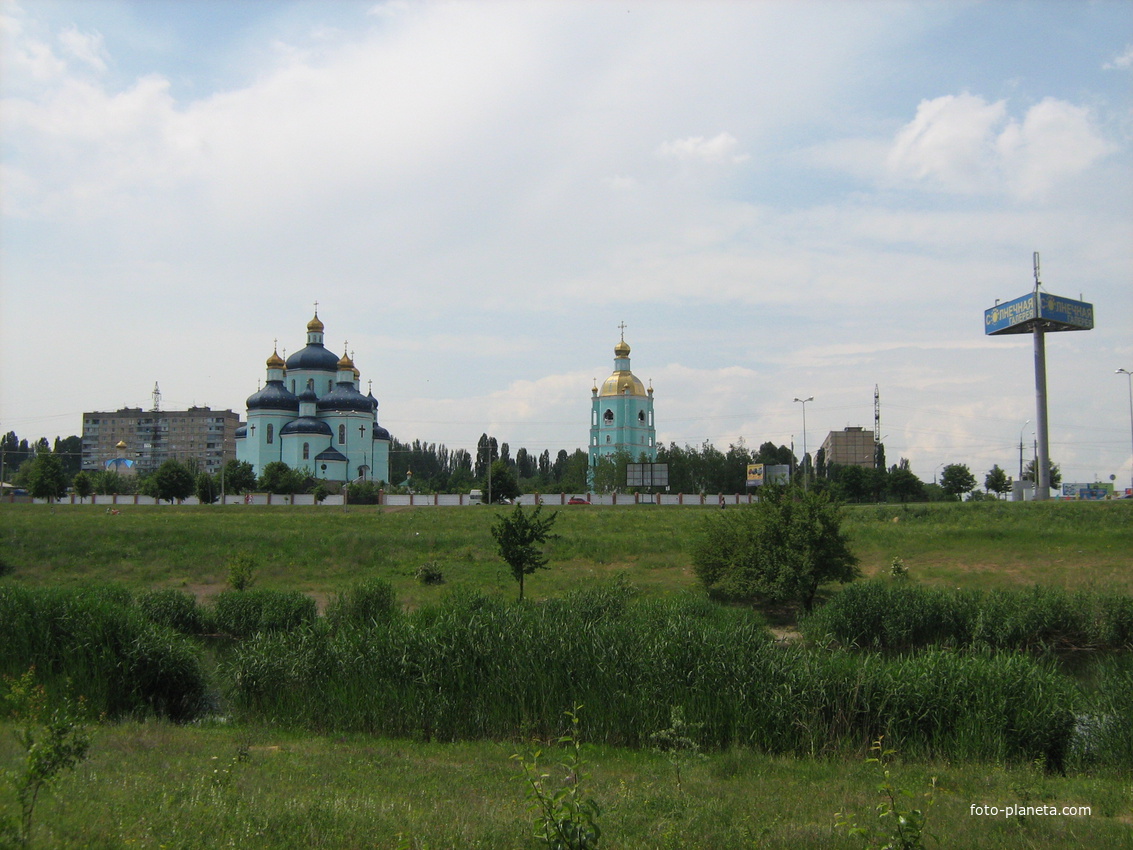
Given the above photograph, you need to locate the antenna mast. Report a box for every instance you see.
[151,382,162,412]
[873,384,881,470]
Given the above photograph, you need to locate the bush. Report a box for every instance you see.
[136,589,211,635]
[692,487,859,610]
[326,579,398,629]
[0,585,209,721]
[213,590,318,639]
[415,563,445,585]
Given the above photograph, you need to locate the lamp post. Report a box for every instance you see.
[1018,419,1030,481]
[793,397,813,490]
[1118,369,1133,494]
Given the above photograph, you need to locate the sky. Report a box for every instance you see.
[2,0,1131,488]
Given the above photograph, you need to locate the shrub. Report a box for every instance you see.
[415,563,445,585]
[136,589,210,635]
[692,488,859,610]
[0,585,208,721]
[326,579,398,629]
[226,552,257,592]
[213,590,317,639]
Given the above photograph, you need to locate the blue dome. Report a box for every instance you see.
[297,384,319,404]
[280,417,333,437]
[235,425,247,438]
[373,424,391,441]
[285,343,340,372]
[318,382,373,413]
[247,381,300,412]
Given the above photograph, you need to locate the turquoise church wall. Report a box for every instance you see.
[236,312,391,485]
[589,336,657,476]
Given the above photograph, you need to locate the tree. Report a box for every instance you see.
[691,487,859,611]
[25,452,68,501]
[196,472,219,505]
[491,504,559,601]
[221,460,256,495]
[939,464,977,500]
[1023,458,1062,491]
[887,467,925,503]
[257,461,310,495]
[486,459,520,503]
[71,471,93,501]
[150,460,195,503]
[984,464,1010,499]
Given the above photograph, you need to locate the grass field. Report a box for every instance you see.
[1,499,1131,848]
[4,500,1131,604]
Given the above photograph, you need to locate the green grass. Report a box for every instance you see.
[1,720,1129,849]
[3,501,1131,604]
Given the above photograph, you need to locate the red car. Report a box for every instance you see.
[567,497,591,505]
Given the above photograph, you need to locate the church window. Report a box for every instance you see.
[266,424,273,444]
[303,442,310,460]
[338,424,346,445]
[328,380,333,393]
[603,409,614,424]
[291,380,296,393]
[606,435,611,444]
[638,410,645,422]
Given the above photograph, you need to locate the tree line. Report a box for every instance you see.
[2,428,1058,504]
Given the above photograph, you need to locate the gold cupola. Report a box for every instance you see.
[599,339,647,397]
[266,348,285,370]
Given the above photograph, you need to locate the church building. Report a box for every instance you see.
[589,328,657,475]
[235,311,391,484]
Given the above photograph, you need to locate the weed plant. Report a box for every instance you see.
[801,580,1133,651]
[324,578,398,631]
[0,585,207,721]
[136,588,212,635]
[223,584,1088,768]
[212,590,317,639]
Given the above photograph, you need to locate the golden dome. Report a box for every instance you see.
[115,440,127,450]
[266,349,285,369]
[614,340,630,357]
[307,312,325,333]
[338,351,355,370]
[600,371,646,397]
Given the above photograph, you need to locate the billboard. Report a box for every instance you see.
[626,463,669,487]
[746,463,790,487]
[985,292,1094,336]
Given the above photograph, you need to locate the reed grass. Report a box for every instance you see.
[800,580,1133,651]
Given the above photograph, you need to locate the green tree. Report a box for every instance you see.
[692,487,859,611]
[257,461,310,494]
[486,458,521,503]
[71,471,93,501]
[939,463,977,500]
[25,452,68,502]
[196,472,219,504]
[151,460,195,503]
[221,460,256,495]
[491,503,559,601]
[887,467,925,503]
[984,464,1011,499]
[1023,458,1062,491]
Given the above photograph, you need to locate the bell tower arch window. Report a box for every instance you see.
[303,442,310,460]
[266,424,274,444]
[603,409,614,425]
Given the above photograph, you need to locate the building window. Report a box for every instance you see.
[338,424,346,445]
[266,424,273,444]
[603,409,614,424]
[638,410,645,422]
[303,442,310,460]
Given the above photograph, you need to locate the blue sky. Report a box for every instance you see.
[2,0,1131,488]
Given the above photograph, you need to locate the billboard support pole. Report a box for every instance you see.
[1032,324,1051,500]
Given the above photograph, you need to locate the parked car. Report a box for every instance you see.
[568,497,590,505]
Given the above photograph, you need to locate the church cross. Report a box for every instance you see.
[618,321,627,341]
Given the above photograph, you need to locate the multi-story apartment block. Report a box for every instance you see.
[82,406,241,476]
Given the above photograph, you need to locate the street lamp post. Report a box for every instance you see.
[1018,419,1030,481]
[1118,369,1133,494]
[793,397,813,490]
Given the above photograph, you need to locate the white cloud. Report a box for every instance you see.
[886,93,1113,199]
[657,132,749,164]
[1104,44,1133,70]
[58,26,108,73]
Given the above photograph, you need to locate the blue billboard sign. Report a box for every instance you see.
[985,292,1094,336]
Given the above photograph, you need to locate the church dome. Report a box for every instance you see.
[600,371,647,397]
[280,417,332,437]
[614,340,630,357]
[247,381,300,412]
[286,343,340,372]
[307,313,325,333]
[318,382,373,413]
[373,423,391,441]
[265,349,285,370]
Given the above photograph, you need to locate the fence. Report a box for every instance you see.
[10,491,760,507]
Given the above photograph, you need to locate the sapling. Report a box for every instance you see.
[1,670,92,847]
